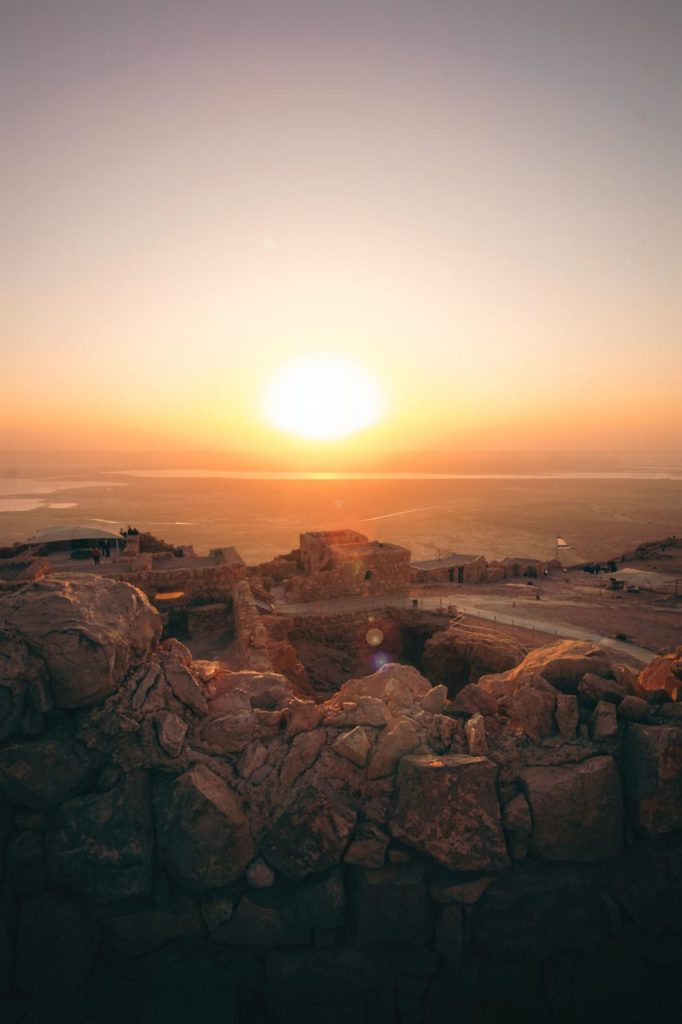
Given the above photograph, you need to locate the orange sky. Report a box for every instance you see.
[2,1,681,455]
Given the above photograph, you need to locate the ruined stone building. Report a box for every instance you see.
[284,530,411,603]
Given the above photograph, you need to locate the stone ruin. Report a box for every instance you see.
[0,575,681,1023]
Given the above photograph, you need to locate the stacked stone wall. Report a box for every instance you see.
[0,577,680,1023]
[110,562,247,608]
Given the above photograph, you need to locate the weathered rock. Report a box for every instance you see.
[521,756,623,861]
[163,659,208,716]
[502,791,533,860]
[555,693,579,738]
[0,635,50,742]
[465,712,487,754]
[338,663,431,708]
[473,863,607,960]
[449,683,498,717]
[261,787,357,880]
[331,726,372,767]
[1,576,161,708]
[347,864,432,946]
[422,625,525,695]
[285,698,323,739]
[506,680,557,741]
[213,894,309,946]
[367,719,419,779]
[280,728,326,788]
[578,672,630,705]
[240,740,269,779]
[389,754,508,871]
[343,823,389,869]
[131,662,161,711]
[7,831,45,895]
[420,685,448,714]
[617,694,649,721]
[429,873,494,905]
[46,771,154,902]
[154,709,188,757]
[246,857,275,889]
[325,696,389,728]
[282,867,345,929]
[480,640,613,695]
[14,890,100,996]
[154,764,254,889]
[623,723,682,834]
[636,645,682,700]
[160,637,193,666]
[590,700,618,740]
[0,734,98,810]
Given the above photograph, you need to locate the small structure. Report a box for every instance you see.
[411,552,487,585]
[285,531,411,603]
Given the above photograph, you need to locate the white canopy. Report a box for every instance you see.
[29,525,123,543]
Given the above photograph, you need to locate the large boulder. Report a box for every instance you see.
[46,771,154,902]
[154,764,255,890]
[337,663,431,709]
[0,576,161,708]
[520,757,623,860]
[636,646,682,700]
[422,624,526,695]
[389,754,508,871]
[0,733,98,810]
[479,640,613,696]
[623,723,682,834]
[261,787,357,880]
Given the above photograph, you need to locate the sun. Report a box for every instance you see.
[263,356,384,440]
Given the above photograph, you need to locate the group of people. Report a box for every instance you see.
[90,538,114,565]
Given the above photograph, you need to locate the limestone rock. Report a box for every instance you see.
[0,734,98,810]
[285,699,323,739]
[449,683,498,717]
[465,713,487,755]
[502,791,533,860]
[332,726,373,767]
[555,693,579,738]
[280,728,326,788]
[344,823,389,869]
[261,787,357,880]
[14,890,101,997]
[240,740,269,779]
[46,771,154,902]
[505,680,557,741]
[325,697,389,728]
[480,640,613,696]
[578,672,630,705]
[154,764,254,889]
[590,700,618,740]
[636,646,682,700]
[246,857,275,889]
[338,663,431,708]
[367,719,419,779]
[163,659,208,716]
[521,757,623,860]
[617,695,649,721]
[154,709,188,757]
[420,685,448,714]
[389,754,508,871]
[160,637,193,666]
[422,625,526,695]
[623,723,682,834]
[0,575,161,708]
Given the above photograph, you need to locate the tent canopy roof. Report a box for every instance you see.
[29,525,123,543]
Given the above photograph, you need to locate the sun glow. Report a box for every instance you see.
[263,356,384,440]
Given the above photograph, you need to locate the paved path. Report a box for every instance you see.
[275,593,656,665]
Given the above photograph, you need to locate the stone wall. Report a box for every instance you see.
[0,576,680,1024]
[110,562,247,609]
[286,545,411,603]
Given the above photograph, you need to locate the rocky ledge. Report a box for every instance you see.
[0,576,681,1024]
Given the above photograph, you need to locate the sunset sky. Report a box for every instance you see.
[2,0,680,456]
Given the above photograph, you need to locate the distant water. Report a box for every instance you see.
[1,453,681,563]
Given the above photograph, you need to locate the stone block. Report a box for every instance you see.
[261,787,356,880]
[623,723,682,834]
[521,756,623,861]
[389,754,508,871]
